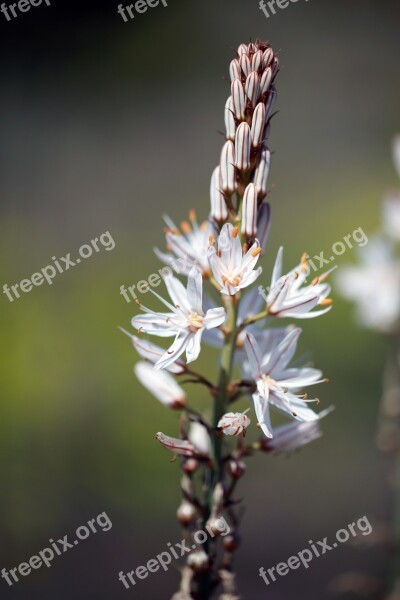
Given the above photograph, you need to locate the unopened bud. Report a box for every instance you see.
[182,458,199,474]
[251,103,266,147]
[237,43,248,56]
[260,67,273,96]
[224,97,236,141]
[252,49,263,72]
[231,79,246,120]
[262,47,274,68]
[241,184,257,237]
[220,141,236,194]
[210,166,228,222]
[235,123,252,171]
[245,72,261,108]
[239,54,251,78]
[187,549,209,573]
[257,202,271,252]
[254,147,271,197]
[229,59,241,83]
[229,458,246,479]
[223,533,241,552]
[177,500,196,526]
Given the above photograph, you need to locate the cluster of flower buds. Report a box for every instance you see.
[210,40,278,247]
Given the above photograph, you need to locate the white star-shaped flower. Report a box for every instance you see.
[244,329,325,438]
[132,267,226,369]
[154,211,215,276]
[263,247,333,318]
[208,223,262,295]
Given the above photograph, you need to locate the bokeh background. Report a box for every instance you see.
[1,0,399,598]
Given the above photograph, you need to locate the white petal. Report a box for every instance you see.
[163,272,191,313]
[155,332,191,370]
[187,267,203,314]
[204,307,226,329]
[252,392,273,438]
[186,329,203,363]
[244,333,264,378]
[131,335,186,374]
[131,313,177,337]
[135,362,186,408]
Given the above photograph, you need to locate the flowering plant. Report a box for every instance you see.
[123,40,332,599]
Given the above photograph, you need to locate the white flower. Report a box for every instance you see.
[260,408,333,452]
[132,267,226,369]
[262,247,333,318]
[336,237,400,333]
[208,223,262,295]
[154,211,215,276]
[244,329,324,438]
[218,410,251,436]
[188,422,211,456]
[134,361,186,409]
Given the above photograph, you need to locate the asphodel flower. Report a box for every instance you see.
[132,267,226,369]
[208,223,262,295]
[244,329,325,437]
[218,410,251,436]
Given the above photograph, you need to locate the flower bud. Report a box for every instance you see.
[245,72,261,108]
[217,411,251,436]
[229,59,241,83]
[252,49,263,72]
[237,43,248,56]
[182,458,199,474]
[224,97,236,141]
[177,500,196,526]
[220,141,236,194]
[210,166,228,222]
[251,103,266,147]
[135,362,186,409]
[262,48,274,68]
[260,67,273,96]
[188,422,211,457]
[231,79,246,120]
[205,516,227,538]
[235,123,252,171]
[265,86,276,117]
[228,458,246,479]
[223,534,241,552]
[254,147,271,197]
[257,202,271,252]
[241,184,257,237]
[156,432,197,457]
[187,549,209,573]
[239,54,251,78]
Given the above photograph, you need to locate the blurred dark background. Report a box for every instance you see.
[1,0,400,598]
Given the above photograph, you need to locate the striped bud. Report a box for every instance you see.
[251,102,266,147]
[210,166,228,222]
[254,147,271,197]
[252,49,263,72]
[265,86,276,117]
[229,59,241,82]
[260,67,273,95]
[241,184,257,237]
[231,78,246,120]
[262,48,274,68]
[235,122,252,171]
[220,141,236,194]
[245,72,261,108]
[248,42,257,54]
[239,54,251,77]
[224,96,236,141]
[237,43,248,56]
[257,202,271,252]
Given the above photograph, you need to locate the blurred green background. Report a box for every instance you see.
[0,0,399,597]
